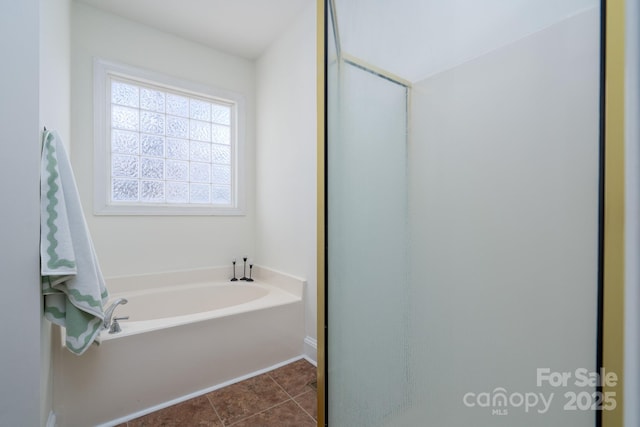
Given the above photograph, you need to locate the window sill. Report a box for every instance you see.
[94,203,245,216]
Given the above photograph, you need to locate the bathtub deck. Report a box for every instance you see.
[118,358,317,426]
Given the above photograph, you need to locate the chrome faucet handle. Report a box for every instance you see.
[103,298,128,329]
[109,316,129,334]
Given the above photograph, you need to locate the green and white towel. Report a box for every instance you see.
[40,130,109,355]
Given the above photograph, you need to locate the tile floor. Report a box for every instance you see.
[117,358,317,427]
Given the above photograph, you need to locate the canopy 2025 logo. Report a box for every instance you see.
[462,368,617,416]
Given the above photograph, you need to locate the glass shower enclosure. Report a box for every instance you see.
[325,0,602,426]
[327,1,410,424]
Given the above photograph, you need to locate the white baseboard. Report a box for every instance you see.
[46,411,56,427]
[304,335,318,366]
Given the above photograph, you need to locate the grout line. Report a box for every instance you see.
[265,373,317,422]
[204,394,225,426]
[267,371,297,400]
[224,375,292,426]
[266,373,297,404]
[291,389,317,421]
[227,399,292,427]
[266,362,318,420]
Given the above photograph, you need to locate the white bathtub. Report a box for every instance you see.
[53,266,305,427]
[103,280,299,339]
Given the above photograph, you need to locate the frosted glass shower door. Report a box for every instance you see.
[324,1,603,426]
[327,61,409,426]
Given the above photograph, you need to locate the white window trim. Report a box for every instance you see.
[93,57,246,216]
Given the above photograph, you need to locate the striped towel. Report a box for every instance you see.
[40,130,109,355]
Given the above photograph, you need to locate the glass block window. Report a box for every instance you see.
[94,59,245,215]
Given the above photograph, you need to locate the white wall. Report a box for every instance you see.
[41,0,71,147]
[39,1,71,424]
[0,1,42,426]
[625,1,640,425]
[71,2,256,277]
[408,8,599,426]
[256,3,318,360]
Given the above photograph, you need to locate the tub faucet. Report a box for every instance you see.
[103,298,128,330]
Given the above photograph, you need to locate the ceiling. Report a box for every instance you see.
[75,0,314,59]
[75,0,598,82]
[334,0,598,82]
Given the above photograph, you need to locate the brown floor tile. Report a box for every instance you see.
[128,396,222,427]
[268,359,317,397]
[293,389,317,420]
[230,400,316,427]
[207,374,289,425]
